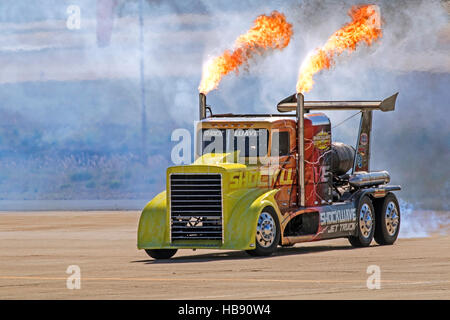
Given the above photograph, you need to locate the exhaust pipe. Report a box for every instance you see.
[349,171,390,187]
[199,93,206,120]
[297,93,305,207]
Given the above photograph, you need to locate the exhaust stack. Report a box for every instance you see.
[297,93,305,207]
[199,93,207,120]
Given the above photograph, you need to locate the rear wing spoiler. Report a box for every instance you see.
[277,92,398,113]
[288,92,399,207]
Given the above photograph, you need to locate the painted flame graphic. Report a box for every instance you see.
[296,4,382,93]
[199,11,293,95]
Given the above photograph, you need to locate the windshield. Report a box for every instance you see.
[199,128,268,158]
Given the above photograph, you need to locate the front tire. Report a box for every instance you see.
[145,249,178,260]
[374,193,400,245]
[246,207,280,257]
[349,196,375,247]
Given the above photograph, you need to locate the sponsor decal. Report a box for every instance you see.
[357,153,363,168]
[313,130,331,150]
[360,133,368,146]
[358,146,366,156]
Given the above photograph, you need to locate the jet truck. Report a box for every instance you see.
[138,92,401,259]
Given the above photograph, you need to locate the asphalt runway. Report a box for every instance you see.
[0,210,449,299]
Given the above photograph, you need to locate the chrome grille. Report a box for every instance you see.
[170,174,223,241]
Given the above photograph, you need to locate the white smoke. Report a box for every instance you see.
[0,1,448,238]
[399,199,450,238]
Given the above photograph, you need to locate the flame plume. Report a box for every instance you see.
[296,5,382,93]
[199,11,293,95]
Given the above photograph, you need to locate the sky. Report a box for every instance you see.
[0,0,448,209]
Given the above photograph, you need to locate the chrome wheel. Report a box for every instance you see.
[359,203,373,239]
[385,201,399,236]
[256,212,276,248]
[349,196,375,248]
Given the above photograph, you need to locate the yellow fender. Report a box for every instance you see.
[137,191,170,249]
[137,189,281,250]
[224,188,281,250]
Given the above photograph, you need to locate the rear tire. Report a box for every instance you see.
[246,207,280,257]
[374,193,400,245]
[145,249,178,260]
[348,196,375,247]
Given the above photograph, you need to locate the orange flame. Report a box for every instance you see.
[296,4,382,93]
[199,11,293,95]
